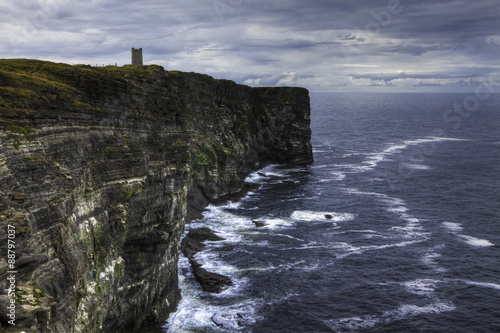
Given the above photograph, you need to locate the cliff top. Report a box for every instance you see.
[0,59,197,110]
[0,59,309,129]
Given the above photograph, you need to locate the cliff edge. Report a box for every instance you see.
[0,59,312,332]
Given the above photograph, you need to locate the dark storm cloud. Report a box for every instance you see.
[1,0,499,91]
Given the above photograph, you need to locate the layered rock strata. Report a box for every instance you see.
[0,59,312,332]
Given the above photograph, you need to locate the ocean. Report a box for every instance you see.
[165,92,500,332]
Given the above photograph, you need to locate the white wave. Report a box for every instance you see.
[333,229,379,235]
[333,136,469,178]
[280,195,322,202]
[387,301,456,318]
[458,234,494,247]
[325,316,379,332]
[245,164,281,183]
[166,295,262,333]
[258,218,294,230]
[332,229,392,239]
[442,222,494,247]
[342,152,367,158]
[325,301,455,332]
[291,210,355,222]
[426,136,469,142]
[223,200,242,210]
[344,188,429,239]
[279,240,351,252]
[344,188,401,203]
[165,255,263,332]
[387,206,409,213]
[442,222,463,232]
[334,239,428,260]
[421,247,447,273]
[234,260,308,274]
[360,239,427,251]
[245,172,266,184]
[352,136,469,172]
[459,280,500,290]
[334,164,370,172]
[331,171,346,180]
[401,279,440,297]
[191,254,254,299]
[272,233,305,242]
[195,205,254,233]
[401,163,431,170]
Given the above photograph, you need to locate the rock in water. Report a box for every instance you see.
[211,313,250,330]
[191,263,233,293]
[182,228,225,257]
[253,220,268,227]
[182,228,233,292]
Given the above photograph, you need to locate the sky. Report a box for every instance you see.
[1,0,499,92]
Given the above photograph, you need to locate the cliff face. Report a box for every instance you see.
[0,59,312,332]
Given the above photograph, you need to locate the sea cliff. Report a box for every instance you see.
[0,59,312,332]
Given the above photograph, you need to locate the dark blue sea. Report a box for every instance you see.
[166,93,500,333]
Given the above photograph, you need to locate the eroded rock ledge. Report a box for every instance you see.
[0,59,312,332]
[181,228,232,293]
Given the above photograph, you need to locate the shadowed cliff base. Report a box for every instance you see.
[0,59,312,332]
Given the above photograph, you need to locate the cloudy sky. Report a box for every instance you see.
[1,0,499,92]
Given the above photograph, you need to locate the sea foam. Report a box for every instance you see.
[291,210,355,222]
[442,222,494,247]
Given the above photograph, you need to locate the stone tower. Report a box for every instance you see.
[131,48,143,66]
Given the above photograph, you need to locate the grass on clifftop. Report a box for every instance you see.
[0,59,166,110]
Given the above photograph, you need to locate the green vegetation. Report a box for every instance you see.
[5,124,34,134]
[126,183,143,200]
[70,99,92,109]
[33,287,46,299]
[190,134,238,172]
[0,87,45,108]
[171,139,188,149]
[98,64,164,78]
[3,124,35,150]
[12,136,20,150]
[0,60,78,109]
[193,150,214,167]
[17,289,29,296]
[0,59,167,113]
